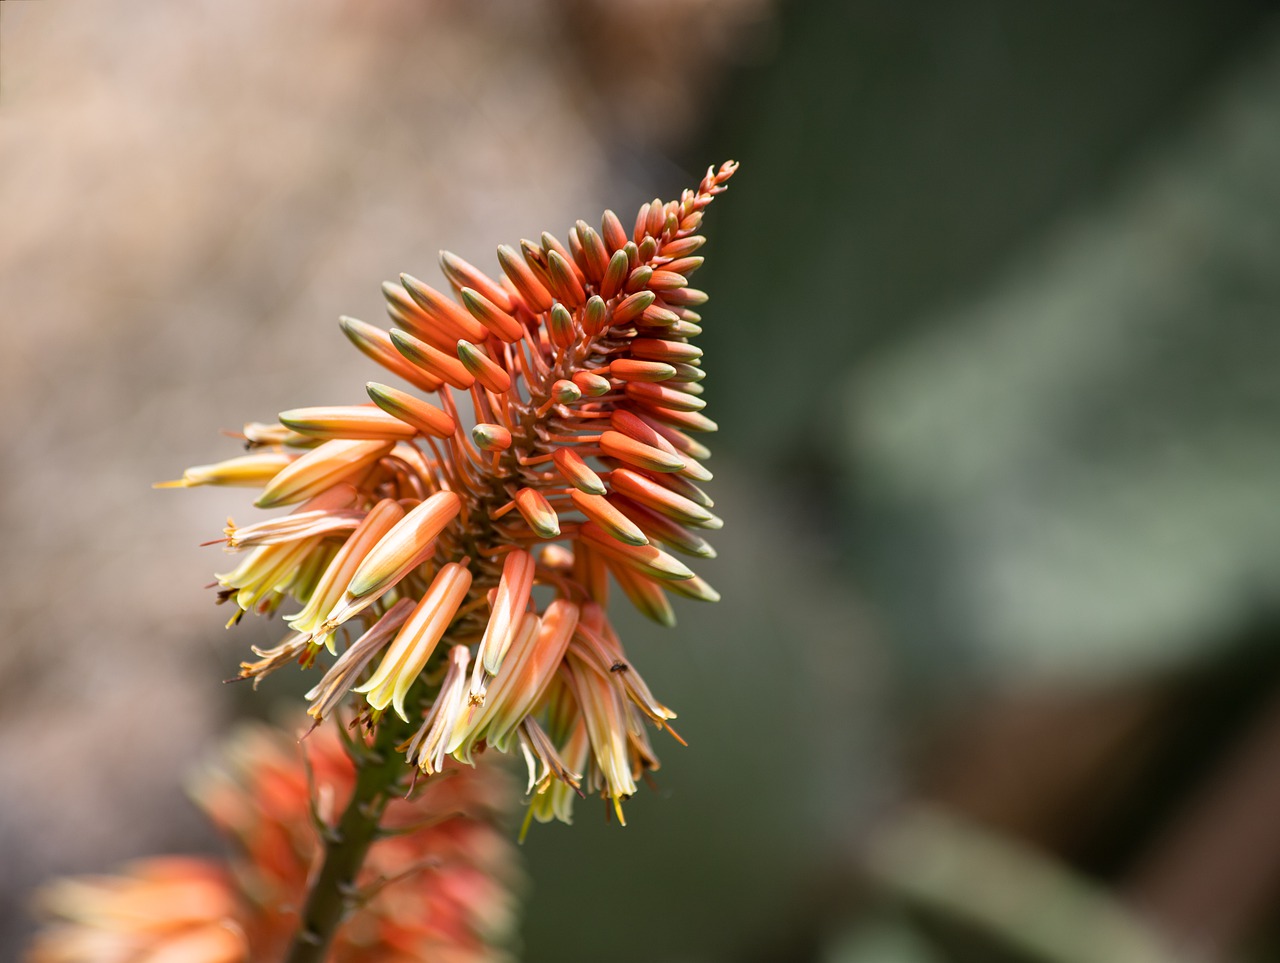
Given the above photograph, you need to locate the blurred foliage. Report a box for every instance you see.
[691,0,1272,458]
[841,33,1280,681]
[853,808,1177,963]
[672,0,1280,699]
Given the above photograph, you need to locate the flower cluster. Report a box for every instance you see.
[161,161,735,823]
[27,725,519,963]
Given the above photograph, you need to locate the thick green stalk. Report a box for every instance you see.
[285,714,414,963]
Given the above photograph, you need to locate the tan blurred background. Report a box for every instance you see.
[7,1,1280,961]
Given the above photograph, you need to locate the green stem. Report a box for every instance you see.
[285,715,414,963]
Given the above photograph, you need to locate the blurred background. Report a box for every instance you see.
[5,0,1280,960]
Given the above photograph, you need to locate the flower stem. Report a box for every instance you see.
[285,714,414,963]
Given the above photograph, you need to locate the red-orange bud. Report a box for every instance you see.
[551,379,582,404]
[390,328,475,390]
[513,487,560,538]
[601,249,630,300]
[624,381,707,412]
[547,304,576,349]
[612,290,655,326]
[609,359,676,383]
[340,316,443,394]
[572,372,611,397]
[630,338,703,363]
[456,340,512,394]
[553,447,606,495]
[472,423,512,451]
[365,382,456,438]
[400,273,488,343]
[497,244,553,312]
[459,287,524,343]
[546,250,586,308]
[570,490,648,546]
[439,249,515,312]
[599,430,685,473]
[581,295,609,336]
[600,209,629,252]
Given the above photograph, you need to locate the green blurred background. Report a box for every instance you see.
[5,1,1280,960]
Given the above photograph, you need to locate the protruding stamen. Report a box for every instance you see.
[456,601,580,755]
[355,561,473,721]
[154,452,292,490]
[403,643,472,774]
[286,499,405,642]
[479,549,536,676]
[305,597,415,720]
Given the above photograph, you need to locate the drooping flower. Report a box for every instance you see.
[27,725,519,963]
[160,161,736,823]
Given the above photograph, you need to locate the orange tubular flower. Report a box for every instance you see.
[160,161,737,824]
[27,726,518,963]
